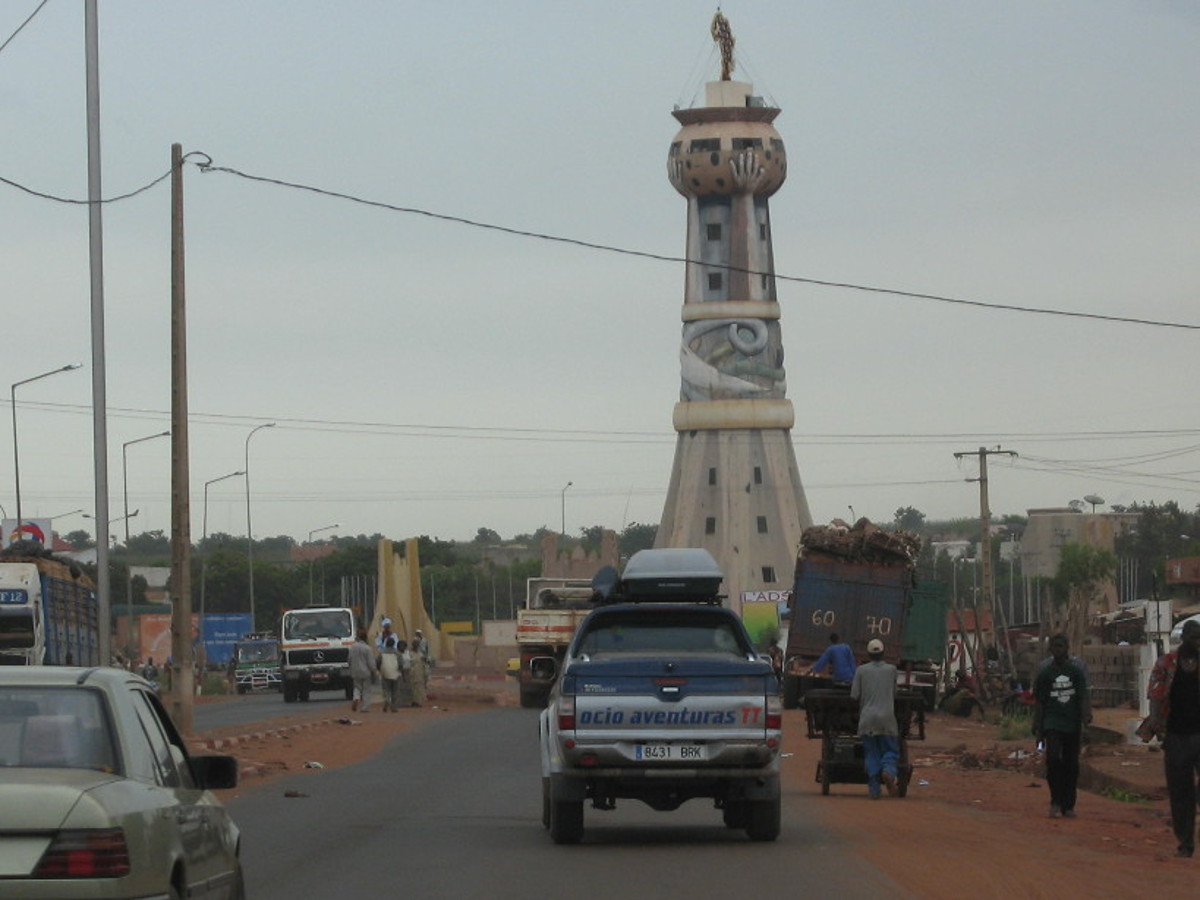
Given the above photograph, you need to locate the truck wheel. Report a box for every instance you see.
[300,688,310,702]
[541,778,551,830]
[236,684,247,695]
[722,801,748,829]
[782,675,801,710]
[548,784,583,844]
[745,796,781,842]
[283,683,297,703]
[520,686,546,709]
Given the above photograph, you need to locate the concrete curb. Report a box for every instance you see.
[193,718,335,752]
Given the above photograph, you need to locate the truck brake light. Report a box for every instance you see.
[557,694,576,731]
[766,694,782,730]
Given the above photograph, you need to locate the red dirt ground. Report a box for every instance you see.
[194,686,1198,896]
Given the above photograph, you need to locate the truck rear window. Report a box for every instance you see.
[576,611,747,658]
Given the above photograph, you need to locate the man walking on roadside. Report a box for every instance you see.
[348,628,378,713]
[1033,634,1090,820]
[851,638,899,799]
[1139,619,1200,857]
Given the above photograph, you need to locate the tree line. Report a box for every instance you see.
[66,523,661,633]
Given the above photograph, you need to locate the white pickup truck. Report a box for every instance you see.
[539,548,782,844]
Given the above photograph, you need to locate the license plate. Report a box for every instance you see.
[635,743,707,761]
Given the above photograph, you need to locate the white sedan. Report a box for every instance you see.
[0,666,242,899]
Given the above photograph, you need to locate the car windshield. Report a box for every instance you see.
[283,611,353,640]
[238,643,279,663]
[575,612,748,658]
[0,686,117,772]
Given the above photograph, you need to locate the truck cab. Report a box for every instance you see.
[280,606,356,702]
[232,632,282,693]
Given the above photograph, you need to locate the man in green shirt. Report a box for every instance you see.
[1033,634,1091,819]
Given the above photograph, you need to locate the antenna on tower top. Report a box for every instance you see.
[711,10,735,81]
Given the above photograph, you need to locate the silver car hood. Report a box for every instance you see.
[0,769,120,830]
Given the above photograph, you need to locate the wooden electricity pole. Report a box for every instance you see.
[169,143,194,733]
[954,446,1018,691]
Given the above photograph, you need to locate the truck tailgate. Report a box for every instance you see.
[561,665,778,767]
[517,609,588,644]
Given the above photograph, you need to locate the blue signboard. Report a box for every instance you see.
[198,613,254,666]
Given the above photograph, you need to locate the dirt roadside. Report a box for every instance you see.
[193,685,1197,896]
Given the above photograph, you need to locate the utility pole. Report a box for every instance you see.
[954,446,1018,690]
[169,143,194,733]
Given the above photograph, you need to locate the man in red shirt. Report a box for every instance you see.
[1140,619,1200,857]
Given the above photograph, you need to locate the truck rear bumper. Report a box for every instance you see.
[551,769,779,804]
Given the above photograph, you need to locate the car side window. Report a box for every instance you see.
[130,689,193,789]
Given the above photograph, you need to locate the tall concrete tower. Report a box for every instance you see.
[656,16,813,613]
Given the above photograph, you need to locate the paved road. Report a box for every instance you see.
[226,707,909,900]
[193,690,344,733]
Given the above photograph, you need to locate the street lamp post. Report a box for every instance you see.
[561,481,573,538]
[11,364,82,531]
[122,431,169,655]
[86,510,138,656]
[200,471,245,660]
[307,524,339,605]
[244,423,276,630]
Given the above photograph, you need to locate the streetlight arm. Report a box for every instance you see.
[12,364,84,529]
[13,363,83,391]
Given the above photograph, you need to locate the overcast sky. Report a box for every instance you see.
[2,0,1198,546]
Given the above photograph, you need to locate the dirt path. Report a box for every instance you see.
[195,686,1197,895]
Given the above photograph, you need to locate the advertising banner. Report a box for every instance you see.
[740,592,784,650]
[134,612,253,668]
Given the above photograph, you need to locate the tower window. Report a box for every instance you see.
[757,516,768,534]
[706,223,722,241]
[669,141,682,157]
[732,137,763,150]
[708,272,723,291]
[762,566,777,583]
[771,138,785,153]
[705,517,717,535]
[759,223,768,241]
[754,466,762,484]
[690,138,720,153]
[708,467,717,485]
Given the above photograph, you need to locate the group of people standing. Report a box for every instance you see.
[347,618,433,713]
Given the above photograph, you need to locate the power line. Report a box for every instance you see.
[8,397,1200,448]
[0,0,50,57]
[2,154,1196,331]
[196,161,1199,332]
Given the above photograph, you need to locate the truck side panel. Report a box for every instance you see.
[903,581,950,664]
[785,557,910,663]
[42,573,101,666]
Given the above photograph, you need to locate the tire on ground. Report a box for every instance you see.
[548,783,584,844]
[745,795,781,842]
